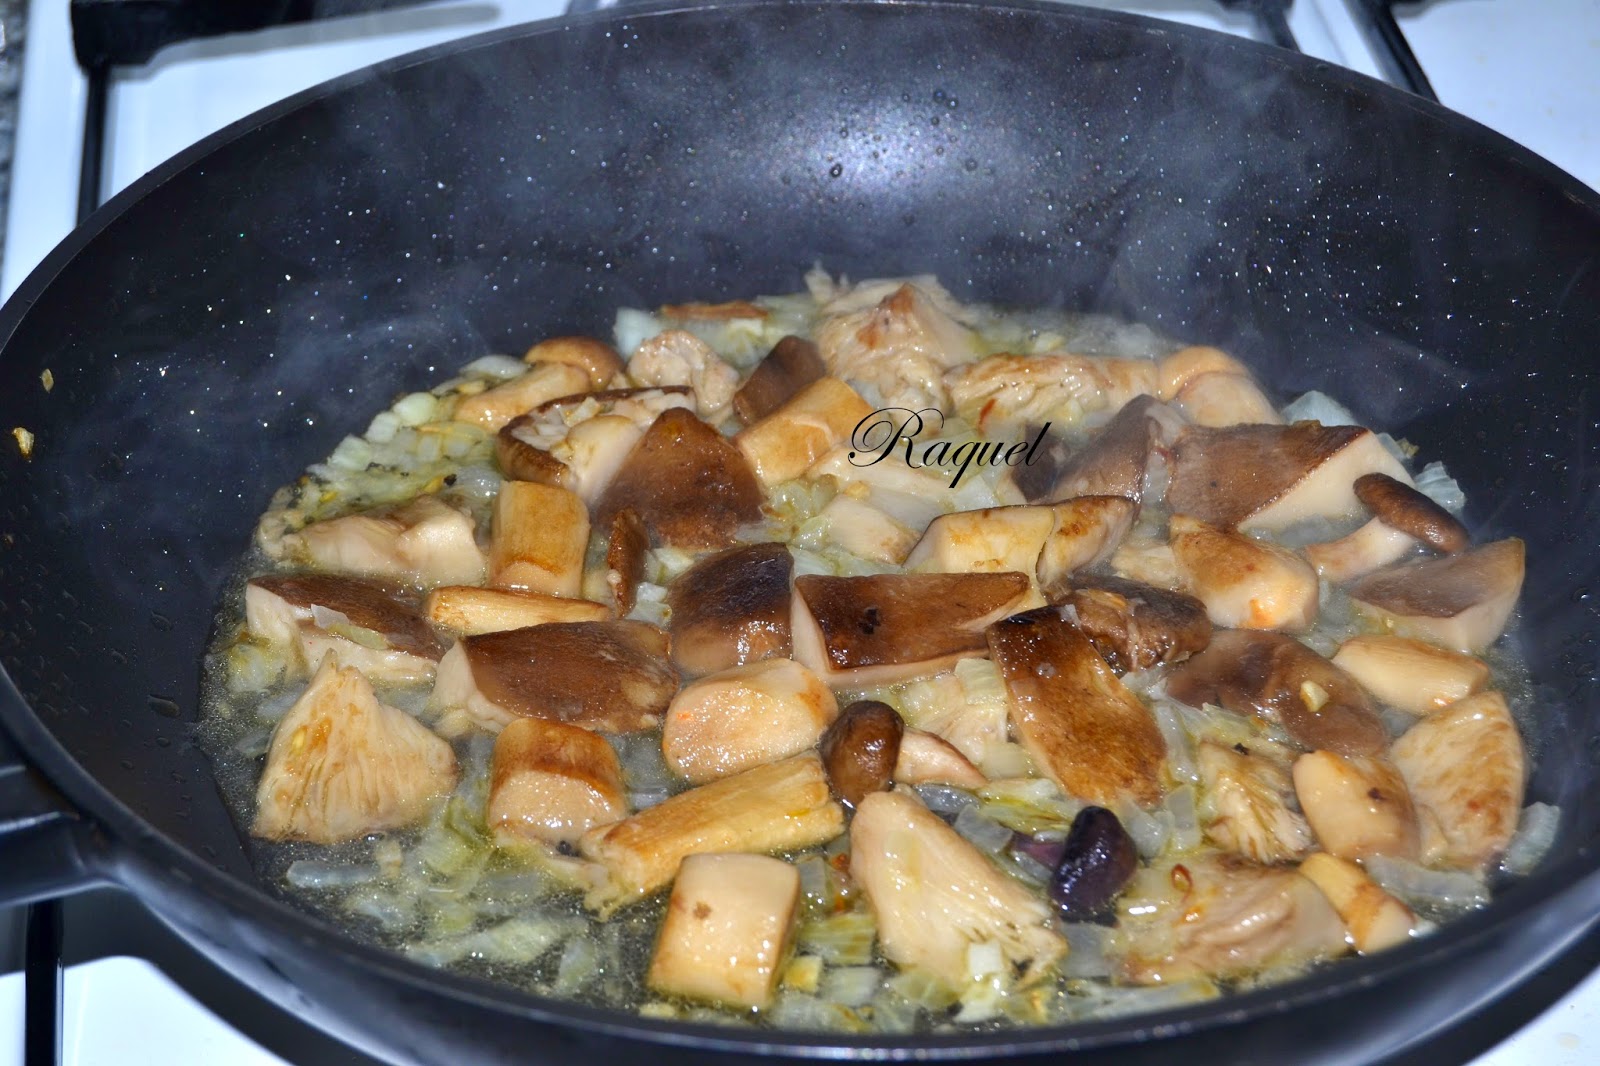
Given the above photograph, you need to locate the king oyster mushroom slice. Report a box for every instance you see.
[1347,539,1525,654]
[1330,635,1490,717]
[488,480,589,597]
[1303,517,1421,584]
[850,789,1067,990]
[732,335,828,425]
[985,607,1167,808]
[1165,629,1388,757]
[667,542,793,677]
[488,717,629,849]
[815,282,979,410]
[1046,575,1212,675]
[283,494,487,588]
[627,328,741,420]
[604,508,649,616]
[246,573,447,683]
[734,376,874,487]
[903,497,1133,593]
[1390,691,1525,871]
[593,407,765,551]
[1166,422,1413,532]
[579,751,844,914]
[521,335,627,389]
[893,729,988,789]
[1296,853,1416,955]
[494,386,695,500]
[430,620,678,735]
[1169,514,1320,632]
[1292,751,1420,861]
[423,585,609,636]
[1021,394,1161,505]
[253,656,457,844]
[453,362,593,432]
[1195,741,1313,865]
[661,658,839,784]
[1119,854,1347,985]
[791,572,1032,687]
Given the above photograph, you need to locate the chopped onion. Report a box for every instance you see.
[1060,923,1116,978]
[1365,856,1489,912]
[1150,700,1198,784]
[953,806,1014,854]
[821,966,882,1008]
[1414,461,1467,514]
[1118,801,1172,860]
[1165,784,1201,853]
[613,308,665,359]
[393,391,440,426]
[796,910,877,966]
[913,784,978,815]
[285,860,380,890]
[1501,802,1560,876]
[458,354,528,381]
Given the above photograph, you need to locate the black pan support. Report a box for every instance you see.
[3,2,1599,1064]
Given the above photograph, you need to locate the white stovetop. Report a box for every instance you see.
[1,0,1596,1063]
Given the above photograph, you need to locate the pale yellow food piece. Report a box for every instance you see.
[253,657,456,843]
[1331,636,1490,716]
[1174,371,1284,428]
[1292,751,1419,861]
[628,328,740,420]
[425,585,610,635]
[579,752,844,913]
[454,362,591,430]
[1298,852,1416,954]
[1170,514,1319,631]
[1196,741,1312,864]
[661,659,839,784]
[734,377,873,487]
[850,790,1065,989]
[647,853,801,1010]
[1157,345,1252,400]
[286,495,486,588]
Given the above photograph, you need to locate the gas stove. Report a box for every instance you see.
[1,1,1597,1063]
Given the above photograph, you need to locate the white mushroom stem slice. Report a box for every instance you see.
[1170,514,1319,631]
[429,620,677,735]
[662,659,839,784]
[1292,752,1420,861]
[1167,423,1413,532]
[1110,532,1184,590]
[1119,855,1347,985]
[1348,539,1525,654]
[1157,345,1253,401]
[522,336,626,390]
[1303,517,1419,584]
[284,495,486,588]
[1195,741,1312,864]
[813,495,918,565]
[626,328,740,419]
[1390,691,1525,871]
[488,717,628,848]
[424,585,609,636]
[850,790,1066,990]
[904,497,1133,594]
[986,608,1166,808]
[734,377,873,487]
[488,481,589,596]
[1297,852,1416,954]
[1330,636,1490,716]
[790,572,1032,687]
[579,752,844,914]
[647,853,801,1011]
[454,362,592,431]
[1174,372,1285,428]
[944,352,1156,436]
[816,282,978,411]
[893,729,988,789]
[1035,496,1137,587]
[253,656,457,843]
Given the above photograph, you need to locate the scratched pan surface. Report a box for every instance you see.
[1,1,1599,1063]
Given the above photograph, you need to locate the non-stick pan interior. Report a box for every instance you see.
[1,0,1597,1024]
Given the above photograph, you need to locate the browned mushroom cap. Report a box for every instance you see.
[791,572,1031,686]
[249,574,446,659]
[594,407,765,550]
[732,336,827,425]
[818,700,905,808]
[1347,538,1524,654]
[1044,395,1160,504]
[522,336,626,389]
[667,542,794,677]
[985,607,1166,808]
[1353,473,1469,553]
[605,508,649,617]
[495,417,573,486]
[1048,575,1211,674]
[459,620,678,733]
[1165,629,1387,757]
[1167,423,1410,531]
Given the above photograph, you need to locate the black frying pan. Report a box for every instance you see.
[2,2,1598,1063]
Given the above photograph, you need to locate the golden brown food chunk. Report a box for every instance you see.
[488,717,627,847]
[661,659,838,784]
[1047,575,1211,674]
[522,335,626,389]
[1170,514,1319,632]
[986,607,1166,808]
[284,495,486,588]
[1297,852,1416,954]
[1330,636,1490,716]
[734,377,874,487]
[488,480,589,596]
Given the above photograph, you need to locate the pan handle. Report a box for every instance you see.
[0,723,102,908]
